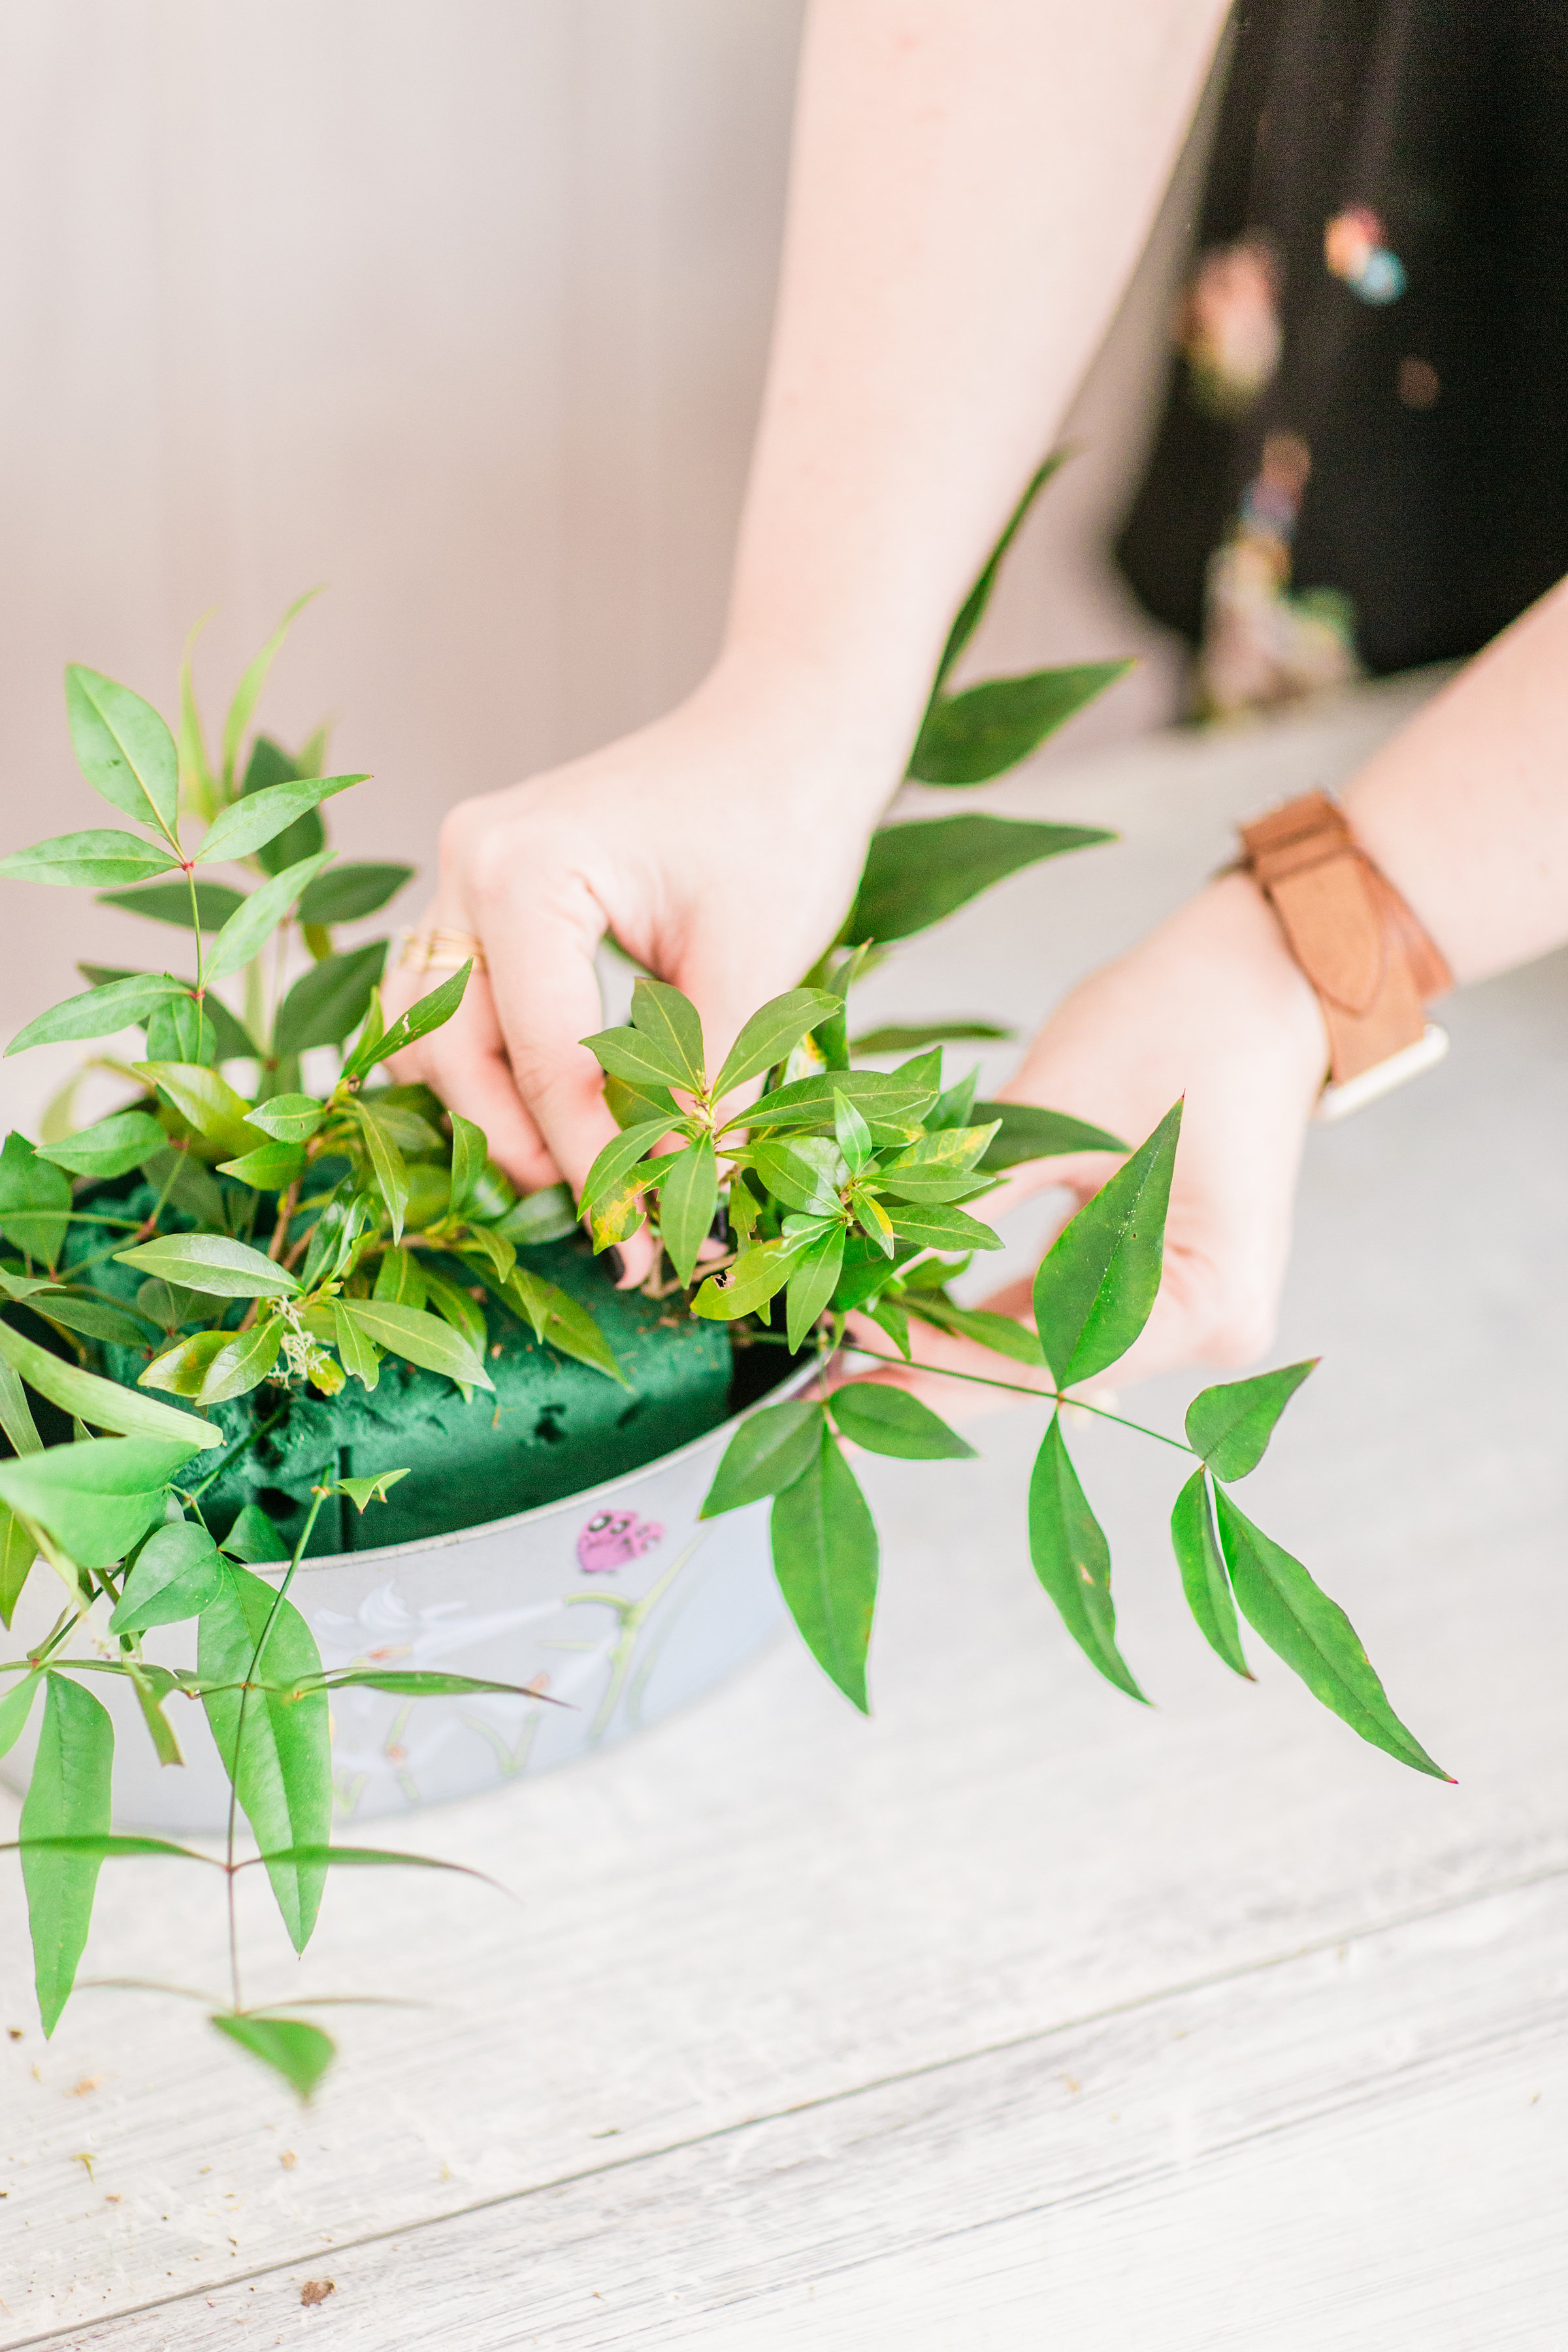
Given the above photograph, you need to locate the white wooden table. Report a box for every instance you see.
[3,676,1565,2349]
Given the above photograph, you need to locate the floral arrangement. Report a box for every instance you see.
[0,465,1445,2104]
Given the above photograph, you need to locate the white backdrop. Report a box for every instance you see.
[0,0,1201,1088]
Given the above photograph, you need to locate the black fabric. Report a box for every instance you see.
[1119,0,1568,674]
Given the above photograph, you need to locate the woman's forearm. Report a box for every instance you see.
[1347,576,1568,985]
[723,0,1232,778]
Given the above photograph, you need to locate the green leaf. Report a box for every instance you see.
[210,2012,335,2100]
[828,1382,975,1460]
[37,1110,167,1180]
[0,1503,37,1627]
[116,1231,299,1301]
[421,1269,487,1358]
[126,1659,185,1765]
[1213,1489,1450,1776]
[135,1059,261,1157]
[351,1101,410,1243]
[902,1293,1045,1368]
[504,1268,627,1386]
[5,972,186,1056]
[1169,1469,1250,1678]
[603,1073,679,1130]
[690,1234,806,1323]
[630,978,706,1093]
[580,1118,673,1227]
[833,1092,875,1179]
[864,1296,912,1358]
[726,1070,939,1137]
[973,1101,1127,1170]
[770,1427,879,1712]
[153,988,258,1067]
[20,1673,114,2033]
[65,665,180,839]
[216,1140,306,1191]
[200,1560,331,1949]
[140,1330,229,1399]
[844,816,1111,945]
[580,1022,694,1096]
[700,1399,825,1518]
[750,1135,848,1217]
[199,774,362,868]
[909,662,1131,785]
[1032,1102,1181,1386]
[343,962,470,1081]
[177,619,216,821]
[27,1294,156,1349]
[0,1437,196,1567]
[0,1318,221,1448]
[446,1112,487,1217]
[108,1520,225,1633]
[220,590,325,793]
[192,1317,286,1405]
[0,829,178,888]
[1185,1361,1318,1482]
[374,1244,427,1309]
[95,879,246,930]
[338,1298,493,1391]
[929,454,1064,694]
[0,1133,71,1266]
[138,1144,230,1230]
[1028,1414,1144,1701]
[220,1502,291,1563]
[334,1468,411,1512]
[246,1094,327,1145]
[0,1354,44,1462]
[272,939,389,1056]
[710,988,843,1100]
[331,1301,381,1391]
[0,1664,44,1757]
[319,1669,562,1702]
[884,1201,1002,1254]
[296,862,412,925]
[240,738,325,877]
[203,851,333,989]
[851,1021,1011,1056]
[785,1226,845,1352]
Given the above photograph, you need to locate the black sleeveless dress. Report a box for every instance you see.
[1118,0,1568,715]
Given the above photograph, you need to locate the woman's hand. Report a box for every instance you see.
[853,872,1330,1407]
[381,649,904,1273]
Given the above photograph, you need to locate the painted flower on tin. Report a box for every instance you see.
[576,1509,664,1574]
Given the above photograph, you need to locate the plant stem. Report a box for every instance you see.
[838,1341,1196,1455]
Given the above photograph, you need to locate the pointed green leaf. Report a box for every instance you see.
[220,589,325,792]
[331,1302,382,1392]
[337,1298,493,1390]
[37,1110,167,1180]
[115,1232,299,1299]
[216,1140,306,1191]
[1212,1488,1450,1777]
[851,1021,1011,1056]
[749,1135,849,1217]
[272,939,389,1056]
[202,851,333,988]
[446,1111,487,1217]
[0,1318,221,1446]
[909,661,1131,785]
[95,879,246,930]
[27,1293,156,1349]
[1170,1469,1250,1677]
[296,862,412,925]
[333,1468,410,1513]
[902,1293,1046,1368]
[724,1070,939,1136]
[1186,1360,1318,1482]
[134,1059,261,1156]
[657,1138,718,1285]
[770,1427,879,1712]
[210,2012,335,2100]
[0,1663,44,1757]
[690,1234,807,1323]
[0,1438,195,1567]
[929,454,1064,693]
[108,1521,225,1633]
[6,973,186,1056]
[580,1022,694,1095]
[319,1668,563,1703]
[374,1244,427,1309]
[603,1073,679,1130]
[1033,1102,1181,1386]
[974,1100,1128,1170]
[199,1560,331,1950]
[700,1399,825,1518]
[20,1673,114,2033]
[504,1268,626,1386]
[219,1503,290,1563]
[421,1268,487,1358]
[244,1094,327,1145]
[828,1381,975,1460]
[139,1330,230,1399]
[833,1091,875,1178]
[0,830,178,888]
[580,1118,672,1226]
[199,774,363,867]
[710,988,843,1100]
[0,1503,37,1627]
[65,666,179,839]
[351,1100,409,1243]
[884,1201,1002,1254]
[1028,1414,1144,1700]
[845,816,1111,945]
[630,978,706,1092]
[193,1317,286,1405]
[0,1133,71,1267]
[342,962,470,1081]
[785,1226,845,1352]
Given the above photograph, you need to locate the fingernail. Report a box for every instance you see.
[605,1247,627,1283]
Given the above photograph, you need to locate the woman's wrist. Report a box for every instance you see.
[695,635,926,823]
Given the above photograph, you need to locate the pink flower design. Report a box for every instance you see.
[576,1508,664,1575]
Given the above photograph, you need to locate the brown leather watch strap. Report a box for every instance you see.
[1238,792,1451,1084]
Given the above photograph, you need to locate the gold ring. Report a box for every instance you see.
[399,926,487,976]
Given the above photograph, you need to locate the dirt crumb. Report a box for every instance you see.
[280,2151,297,2170]
[301,2279,336,2308]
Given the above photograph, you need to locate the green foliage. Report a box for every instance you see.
[973,1100,1126,1169]
[65,666,181,840]
[37,1109,167,1179]
[116,1232,300,1299]
[700,1399,825,1517]
[0,1132,71,1266]
[210,2013,336,2101]
[108,1522,225,1633]
[828,1381,975,1460]
[1185,1360,1317,1480]
[908,662,1132,785]
[1032,1103,1181,1386]
[5,972,186,1056]
[20,1673,114,2033]
[1169,1469,1250,1678]
[1028,1414,1144,1702]
[0,830,178,888]
[296,861,412,925]
[273,939,389,1056]
[844,816,1112,945]
[97,879,246,930]
[770,1423,879,1713]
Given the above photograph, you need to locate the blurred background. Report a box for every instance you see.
[0,0,1211,1110]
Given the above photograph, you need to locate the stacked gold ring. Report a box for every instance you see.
[398,926,487,976]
